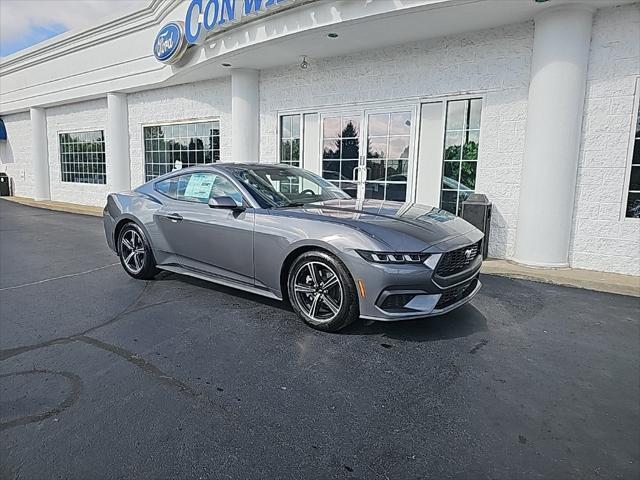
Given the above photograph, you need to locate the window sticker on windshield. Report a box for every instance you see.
[184,173,214,200]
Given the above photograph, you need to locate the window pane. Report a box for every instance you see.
[626,192,640,218]
[390,112,411,135]
[342,117,359,138]
[322,160,340,178]
[446,100,465,130]
[365,182,385,200]
[460,162,477,189]
[463,130,479,160]
[281,140,292,162]
[281,115,292,138]
[291,138,300,162]
[366,159,386,182]
[442,161,460,189]
[629,165,640,191]
[341,138,359,159]
[323,117,341,138]
[441,190,457,214]
[368,114,388,137]
[385,183,406,202]
[468,99,482,130]
[444,131,462,160]
[367,138,386,159]
[323,140,340,159]
[291,115,300,138]
[388,136,410,159]
[386,159,408,178]
[342,160,358,180]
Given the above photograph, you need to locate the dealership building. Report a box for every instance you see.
[0,0,638,276]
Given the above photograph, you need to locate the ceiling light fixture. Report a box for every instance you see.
[327,32,339,39]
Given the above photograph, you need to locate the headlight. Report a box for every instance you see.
[356,250,430,264]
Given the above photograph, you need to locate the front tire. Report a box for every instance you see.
[118,222,159,280]
[287,251,359,332]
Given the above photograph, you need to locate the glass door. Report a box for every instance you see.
[320,107,416,202]
[320,113,363,198]
[364,109,414,202]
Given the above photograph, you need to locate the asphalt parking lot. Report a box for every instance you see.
[0,198,638,480]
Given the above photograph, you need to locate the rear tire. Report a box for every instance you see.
[287,251,359,332]
[118,222,159,280]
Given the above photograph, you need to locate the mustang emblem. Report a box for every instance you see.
[464,249,474,260]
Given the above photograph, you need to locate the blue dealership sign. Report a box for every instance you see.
[154,21,188,64]
[154,0,288,61]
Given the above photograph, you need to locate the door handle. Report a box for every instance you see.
[164,213,183,222]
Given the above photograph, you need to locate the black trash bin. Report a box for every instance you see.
[0,173,11,196]
[461,193,491,259]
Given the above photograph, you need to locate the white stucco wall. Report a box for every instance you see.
[571,3,640,276]
[259,22,533,259]
[45,98,109,206]
[127,78,232,188]
[0,112,33,198]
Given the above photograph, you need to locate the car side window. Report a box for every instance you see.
[155,177,178,198]
[210,175,244,205]
[156,172,243,205]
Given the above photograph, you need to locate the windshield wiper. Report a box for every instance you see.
[276,201,306,208]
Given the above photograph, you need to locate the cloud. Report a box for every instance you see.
[0,0,149,56]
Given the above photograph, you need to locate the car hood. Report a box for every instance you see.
[270,199,483,252]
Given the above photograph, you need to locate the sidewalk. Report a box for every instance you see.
[2,196,638,297]
[3,196,102,217]
[482,259,639,298]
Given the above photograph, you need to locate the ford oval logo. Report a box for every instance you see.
[154,22,187,64]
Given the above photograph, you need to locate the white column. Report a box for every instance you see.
[513,5,594,267]
[231,69,259,163]
[30,107,50,201]
[106,93,131,191]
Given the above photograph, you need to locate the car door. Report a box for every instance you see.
[154,171,255,285]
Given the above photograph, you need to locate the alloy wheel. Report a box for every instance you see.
[120,229,145,274]
[292,261,344,323]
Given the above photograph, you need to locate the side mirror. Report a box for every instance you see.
[208,196,244,210]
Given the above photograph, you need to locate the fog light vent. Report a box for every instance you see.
[379,293,416,312]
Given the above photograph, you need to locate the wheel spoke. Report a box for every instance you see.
[133,253,142,270]
[321,294,340,314]
[322,275,338,290]
[307,263,319,286]
[125,251,135,265]
[294,283,315,293]
[308,294,321,318]
[122,239,134,251]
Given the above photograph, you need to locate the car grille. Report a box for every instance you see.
[435,241,482,277]
[435,278,478,310]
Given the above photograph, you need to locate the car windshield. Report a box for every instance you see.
[229,164,351,208]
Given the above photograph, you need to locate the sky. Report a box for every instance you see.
[0,0,149,58]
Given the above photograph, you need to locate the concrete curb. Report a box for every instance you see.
[481,259,640,298]
[1,196,103,217]
[2,196,638,297]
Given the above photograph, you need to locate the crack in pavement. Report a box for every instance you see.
[0,263,120,292]
[0,281,232,429]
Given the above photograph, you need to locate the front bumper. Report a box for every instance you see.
[341,236,483,322]
[360,278,481,322]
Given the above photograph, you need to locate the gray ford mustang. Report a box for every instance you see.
[103,163,483,331]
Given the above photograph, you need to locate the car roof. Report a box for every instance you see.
[198,162,291,169]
